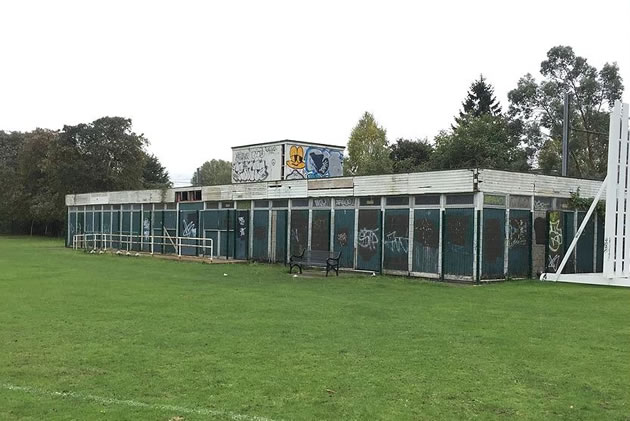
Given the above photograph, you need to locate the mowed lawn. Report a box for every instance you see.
[0,237,628,420]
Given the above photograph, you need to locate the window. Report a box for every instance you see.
[272,199,288,208]
[386,196,408,206]
[254,200,269,208]
[312,198,331,207]
[359,196,381,206]
[334,197,355,208]
[446,194,474,205]
[415,195,440,206]
[484,194,505,206]
[221,201,234,209]
[176,190,202,202]
[509,195,531,209]
[205,201,219,209]
[292,199,309,208]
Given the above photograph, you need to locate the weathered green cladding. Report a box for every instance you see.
[85,211,94,233]
[576,212,595,273]
[482,208,505,279]
[141,211,151,252]
[252,210,269,261]
[443,208,474,277]
[234,210,249,260]
[162,210,177,254]
[290,210,308,256]
[508,210,531,278]
[111,211,120,249]
[274,210,288,263]
[311,210,330,251]
[334,209,355,268]
[563,211,575,274]
[383,209,409,271]
[121,211,131,248]
[151,211,163,253]
[412,209,440,274]
[357,209,381,272]
[596,214,604,272]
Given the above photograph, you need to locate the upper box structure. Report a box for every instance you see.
[231,140,345,183]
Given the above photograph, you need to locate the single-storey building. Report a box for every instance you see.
[66,166,604,282]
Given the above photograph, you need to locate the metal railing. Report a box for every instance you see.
[72,232,213,260]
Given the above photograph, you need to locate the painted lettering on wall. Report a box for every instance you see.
[143,218,150,240]
[334,197,354,207]
[358,227,379,251]
[232,145,281,183]
[548,212,563,253]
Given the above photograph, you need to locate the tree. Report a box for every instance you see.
[454,75,502,128]
[191,159,232,186]
[508,45,624,178]
[431,114,529,171]
[345,112,392,176]
[142,153,171,189]
[389,138,433,173]
[44,117,148,223]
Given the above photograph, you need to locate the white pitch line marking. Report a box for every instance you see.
[1,383,277,421]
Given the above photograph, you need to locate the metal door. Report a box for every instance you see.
[252,210,269,261]
[357,209,382,272]
[507,210,531,278]
[311,210,331,251]
[443,208,474,278]
[333,209,355,268]
[412,209,440,274]
[290,210,309,256]
[273,210,288,263]
[383,209,409,271]
[482,208,505,279]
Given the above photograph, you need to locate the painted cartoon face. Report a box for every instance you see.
[286,145,305,169]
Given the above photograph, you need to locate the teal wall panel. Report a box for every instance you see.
[596,214,604,272]
[383,209,409,271]
[563,211,575,274]
[443,208,474,277]
[179,210,199,255]
[576,212,594,273]
[274,210,288,262]
[163,210,177,253]
[334,209,355,268]
[357,209,381,272]
[290,210,309,255]
[252,210,269,261]
[508,210,531,278]
[311,210,331,251]
[234,210,249,260]
[131,211,142,251]
[482,208,505,279]
[85,212,94,233]
[412,209,440,274]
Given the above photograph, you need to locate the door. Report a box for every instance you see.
[383,209,409,271]
[234,210,249,260]
[252,210,269,261]
[311,210,331,251]
[412,209,440,274]
[333,209,355,268]
[357,209,381,272]
[443,208,474,278]
[482,208,505,279]
[507,210,531,278]
[273,210,288,263]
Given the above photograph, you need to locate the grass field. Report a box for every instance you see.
[0,237,628,420]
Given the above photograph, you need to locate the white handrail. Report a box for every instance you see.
[72,233,213,260]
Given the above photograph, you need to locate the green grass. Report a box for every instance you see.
[0,237,628,420]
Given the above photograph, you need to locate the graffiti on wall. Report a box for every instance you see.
[232,145,281,183]
[509,218,528,248]
[284,144,343,179]
[336,229,348,247]
[384,231,408,253]
[238,216,247,238]
[182,219,197,237]
[414,218,439,248]
[358,227,379,252]
[446,216,468,247]
[143,218,151,240]
[548,212,563,253]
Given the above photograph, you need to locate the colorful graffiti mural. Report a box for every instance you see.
[284,144,344,179]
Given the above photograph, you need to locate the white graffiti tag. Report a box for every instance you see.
[182,220,197,237]
[548,254,561,271]
[549,218,563,252]
[358,228,379,250]
[384,231,408,253]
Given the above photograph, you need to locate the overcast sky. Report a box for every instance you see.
[1,0,628,186]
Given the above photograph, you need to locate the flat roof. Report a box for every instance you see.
[232,139,345,150]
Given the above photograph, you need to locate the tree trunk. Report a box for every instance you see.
[30,220,34,236]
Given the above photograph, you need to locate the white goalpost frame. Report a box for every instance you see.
[541,100,630,287]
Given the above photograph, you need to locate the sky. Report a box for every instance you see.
[1,0,629,186]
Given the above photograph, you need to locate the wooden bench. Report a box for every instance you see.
[289,249,341,276]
